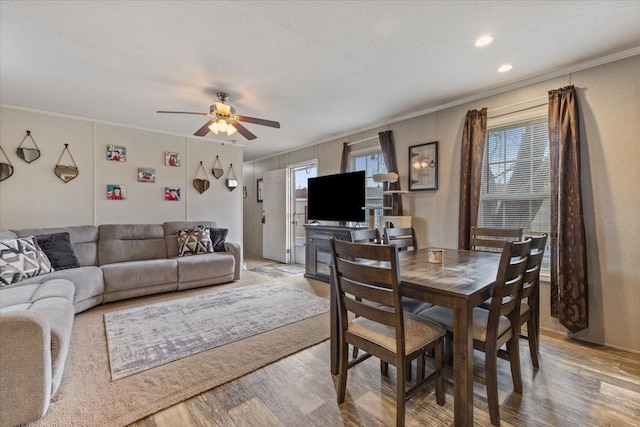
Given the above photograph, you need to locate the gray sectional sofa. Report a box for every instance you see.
[0,221,241,427]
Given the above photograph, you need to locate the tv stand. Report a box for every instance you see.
[303,224,366,283]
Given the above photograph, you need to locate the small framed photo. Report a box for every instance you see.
[107,145,126,162]
[138,168,155,183]
[107,184,126,200]
[257,178,263,202]
[408,141,438,191]
[165,187,181,201]
[165,152,180,167]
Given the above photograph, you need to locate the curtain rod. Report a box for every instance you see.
[487,96,548,114]
[347,135,379,146]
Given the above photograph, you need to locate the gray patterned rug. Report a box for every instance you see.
[249,263,305,277]
[104,281,329,380]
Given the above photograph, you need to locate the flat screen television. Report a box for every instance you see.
[307,171,366,223]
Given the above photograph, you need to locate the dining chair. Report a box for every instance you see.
[329,237,446,426]
[383,226,418,251]
[349,228,381,244]
[470,226,523,252]
[417,238,531,426]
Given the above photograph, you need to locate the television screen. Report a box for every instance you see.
[307,171,366,223]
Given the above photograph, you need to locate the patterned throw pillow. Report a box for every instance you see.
[35,232,81,270]
[0,236,54,286]
[177,226,214,257]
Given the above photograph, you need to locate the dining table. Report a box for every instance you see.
[329,247,502,427]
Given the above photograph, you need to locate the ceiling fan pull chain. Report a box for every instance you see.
[17,130,42,163]
[225,163,238,192]
[54,143,79,183]
[212,155,224,179]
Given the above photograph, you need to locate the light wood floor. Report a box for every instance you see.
[131,256,640,427]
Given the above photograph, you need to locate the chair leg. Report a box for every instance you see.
[337,341,349,403]
[435,338,445,406]
[352,346,359,358]
[396,360,406,427]
[417,353,425,381]
[381,360,389,376]
[406,359,412,381]
[507,337,523,394]
[527,317,540,368]
[485,347,501,426]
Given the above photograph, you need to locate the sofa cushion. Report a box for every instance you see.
[209,228,228,252]
[98,224,167,265]
[174,252,235,284]
[177,226,213,256]
[35,232,81,270]
[101,259,178,293]
[14,226,99,267]
[1,237,53,286]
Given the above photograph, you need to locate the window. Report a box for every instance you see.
[350,148,388,228]
[480,114,551,272]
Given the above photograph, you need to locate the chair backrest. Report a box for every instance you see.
[383,227,417,251]
[486,239,531,338]
[349,228,381,244]
[520,233,548,301]
[471,226,522,253]
[329,238,405,354]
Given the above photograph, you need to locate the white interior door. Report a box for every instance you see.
[262,168,288,263]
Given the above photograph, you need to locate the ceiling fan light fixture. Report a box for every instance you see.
[226,123,237,136]
[217,118,228,133]
[208,121,219,134]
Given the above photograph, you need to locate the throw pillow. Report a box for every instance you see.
[177,226,214,256]
[0,236,54,286]
[209,228,228,252]
[35,232,81,270]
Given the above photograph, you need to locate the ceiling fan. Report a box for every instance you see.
[157,92,280,140]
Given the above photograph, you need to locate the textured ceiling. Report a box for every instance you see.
[2,1,640,161]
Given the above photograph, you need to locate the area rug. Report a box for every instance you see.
[105,281,329,379]
[31,271,330,427]
[249,263,304,278]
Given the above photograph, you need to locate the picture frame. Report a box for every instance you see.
[257,178,263,203]
[106,145,126,162]
[165,187,181,201]
[408,141,438,191]
[107,184,126,200]
[137,168,155,183]
[164,152,180,167]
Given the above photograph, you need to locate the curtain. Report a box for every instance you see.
[339,142,349,174]
[548,85,589,334]
[458,108,487,249]
[379,130,403,216]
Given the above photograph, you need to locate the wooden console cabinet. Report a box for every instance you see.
[303,224,365,282]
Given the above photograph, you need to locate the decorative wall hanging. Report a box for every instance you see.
[408,141,438,191]
[165,152,180,167]
[0,145,13,182]
[16,130,41,163]
[54,144,79,183]
[107,184,126,200]
[257,178,263,202]
[212,155,223,179]
[165,187,181,201]
[106,145,126,162]
[138,168,155,183]
[192,161,210,194]
[225,163,238,191]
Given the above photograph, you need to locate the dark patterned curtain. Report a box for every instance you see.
[340,142,349,174]
[379,130,403,216]
[458,108,487,249]
[548,85,589,334]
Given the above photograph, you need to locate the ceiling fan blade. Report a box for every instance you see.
[231,122,257,140]
[194,119,215,137]
[236,115,280,128]
[157,111,210,116]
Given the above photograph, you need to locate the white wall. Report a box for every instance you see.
[244,55,640,353]
[0,107,243,248]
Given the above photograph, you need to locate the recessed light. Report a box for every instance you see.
[475,36,493,47]
[498,64,513,72]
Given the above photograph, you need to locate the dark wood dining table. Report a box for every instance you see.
[329,248,501,427]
